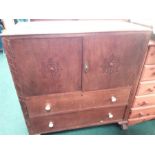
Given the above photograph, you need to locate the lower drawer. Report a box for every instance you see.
[29,105,126,134]
[130,105,155,118]
[128,115,155,125]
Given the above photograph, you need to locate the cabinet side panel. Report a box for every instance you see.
[2,37,32,134]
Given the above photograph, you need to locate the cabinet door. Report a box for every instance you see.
[82,33,149,91]
[9,37,82,96]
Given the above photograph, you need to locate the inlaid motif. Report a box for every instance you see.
[101,54,121,74]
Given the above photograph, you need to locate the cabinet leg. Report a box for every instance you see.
[121,124,128,130]
[118,121,128,130]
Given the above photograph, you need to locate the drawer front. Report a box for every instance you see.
[128,115,155,125]
[26,87,131,117]
[30,105,126,134]
[130,106,155,118]
[141,65,155,81]
[136,81,155,96]
[145,46,155,65]
[133,95,155,107]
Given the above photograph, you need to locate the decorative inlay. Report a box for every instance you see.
[47,58,63,78]
[100,54,121,74]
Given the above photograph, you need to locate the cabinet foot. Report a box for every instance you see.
[118,121,128,130]
[121,124,128,130]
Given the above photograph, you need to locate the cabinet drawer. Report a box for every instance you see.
[136,81,155,96]
[128,115,155,125]
[141,65,155,81]
[29,105,126,134]
[130,105,155,118]
[133,94,155,107]
[26,87,131,117]
[145,44,155,65]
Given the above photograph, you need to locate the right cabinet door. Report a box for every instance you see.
[82,32,149,91]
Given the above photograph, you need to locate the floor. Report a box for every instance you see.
[1,51,155,135]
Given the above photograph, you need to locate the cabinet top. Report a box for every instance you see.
[1,20,152,36]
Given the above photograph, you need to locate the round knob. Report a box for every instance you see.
[109,62,114,66]
[111,96,117,103]
[108,113,113,119]
[147,88,153,92]
[45,104,51,112]
[49,121,54,128]
[50,67,55,71]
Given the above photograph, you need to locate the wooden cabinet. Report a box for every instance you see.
[2,20,151,134]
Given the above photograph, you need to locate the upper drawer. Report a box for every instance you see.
[145,43,155,65]
[136,81,155,96]
[141,65,155,81]
[25,87,131,118]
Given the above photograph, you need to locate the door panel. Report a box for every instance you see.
[10,37,82,96]
[83,32,149,91]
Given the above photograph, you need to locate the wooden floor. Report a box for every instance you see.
[1,51,155,135]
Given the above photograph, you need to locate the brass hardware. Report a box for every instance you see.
[111,96,117,103]
[49,121,54,128]
[108,113,113,119]
[45,103,51,112]
[84,63,89,73]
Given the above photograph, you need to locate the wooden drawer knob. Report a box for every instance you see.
[138,101,148,106]
[147,88,153,92]
[45,104,51,112]
[139,112,145,117]
[108,113,113,119]
[49,121,54,128]
[111,96,117,103]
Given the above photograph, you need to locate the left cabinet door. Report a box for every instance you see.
[8,37,82,96]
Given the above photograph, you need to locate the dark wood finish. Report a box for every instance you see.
[2,38,33,133]
[30,105,126,134]
[26,87,131,117]
[83,33,150,91]
[9,37,82,96]
[2,21,152,134]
